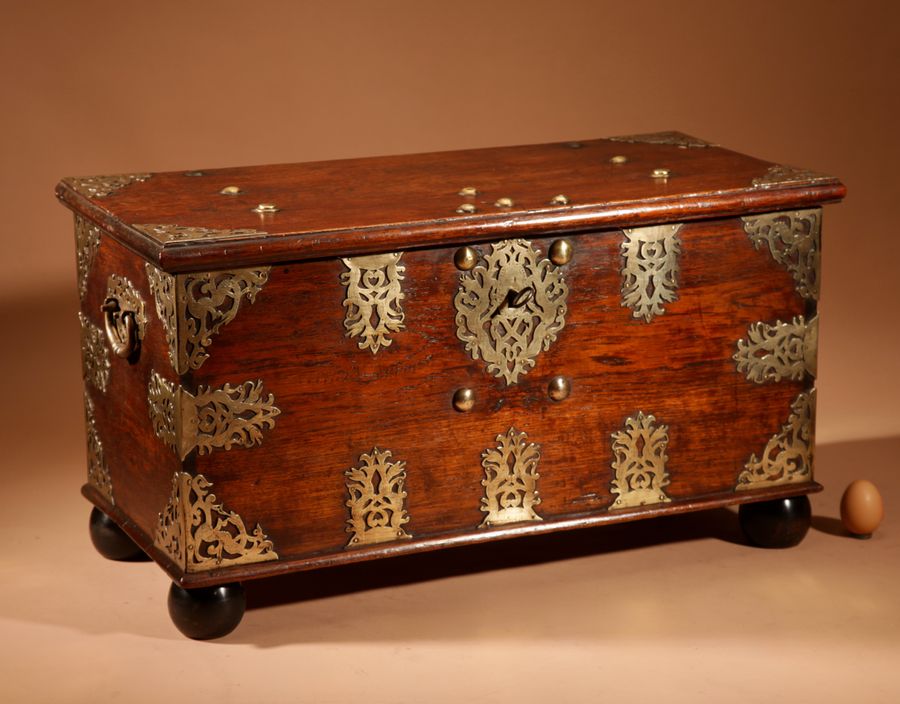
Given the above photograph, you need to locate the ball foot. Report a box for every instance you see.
[89,507,148,561]
[739,495,811,548]
[168,582,246,640]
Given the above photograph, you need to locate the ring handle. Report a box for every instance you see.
[101,297,139,358]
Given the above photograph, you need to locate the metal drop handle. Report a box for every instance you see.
[101,297,139,358]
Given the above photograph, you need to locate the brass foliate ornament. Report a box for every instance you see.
[737,390,815,490]
[454,239,568,385]
[148,370,281,460]
[610,412,671,509]
[154,471,278,572]
[742,209,821,301]
[341,253,406,354]
[345,448,412,547]
[734,316,817,383]
[480,427,543,527]
[620,224,683,322]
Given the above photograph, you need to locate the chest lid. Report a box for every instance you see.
[56,131,844,273]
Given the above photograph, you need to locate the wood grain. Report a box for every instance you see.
[66,137,839,588]
[55,135,845,272]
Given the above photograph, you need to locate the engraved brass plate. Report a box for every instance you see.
[620,224,683,322]
[752,165,833,189]
[148,370,281,460]
[341,253,406,354]
[74,215,101,301]
[480,427,542,527]
[734,315,817,383]
[78,313,110,393]
[83,390,113,505]
[345,448,411,547]
[154,471,278,572]
[455,239,568,385]
[64,173,151,198]
[742,209,820,300]
[610,412,671,509]
[609,131,712,148]
[133,224,268,244]
[736,390,815,490]
[145,264,271,374]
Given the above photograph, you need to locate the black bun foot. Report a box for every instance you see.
[89,507,149,561]
[168,582,246,640]
[739,495,812,548]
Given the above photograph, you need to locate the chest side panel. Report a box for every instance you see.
[76,218,183,543]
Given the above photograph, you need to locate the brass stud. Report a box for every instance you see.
[549,239,573,265]
[454,246,478,271]
[184,170,205,177]
[550,194,569,206]
[547,376,571,402]
[458,186,478,197]
[452,387,475,412]
[456,203,477,214]
[651,168,671,179]
[610,155,628,165]
[494,197,514,208]
[252,203,279,214]
[567,141,583,149]
[220,186,241,195]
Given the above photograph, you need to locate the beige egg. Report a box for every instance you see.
[840,479,884,537]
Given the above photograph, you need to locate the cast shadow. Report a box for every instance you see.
[244,506,746,613]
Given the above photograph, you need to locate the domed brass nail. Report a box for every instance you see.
[220,185,241,195]
[453,387,475,412]
[549,239,573,265]
[548,376,571,402]
[610,155,628,165]
[252,203,279,213]
[454,246,478,271]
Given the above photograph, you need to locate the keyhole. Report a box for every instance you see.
[491,286,535,318]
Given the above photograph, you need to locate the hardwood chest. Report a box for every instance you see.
[58,132,844,638]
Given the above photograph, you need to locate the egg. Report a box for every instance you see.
[840,479,884,537]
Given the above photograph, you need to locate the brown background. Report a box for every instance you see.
[1,1,897,702]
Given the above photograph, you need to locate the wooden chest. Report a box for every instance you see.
[58,132,844,639]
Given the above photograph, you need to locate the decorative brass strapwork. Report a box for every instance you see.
[148,370,281,460]
[79,313,110,393]
[154,471,278,573]
[609,412,671,509]
[736,390,815,490]
[345,448,412,547]
[102,274,147,359]
[734,316,818,383]
[63,173,151,198]
[751,165,833,189]
[83,390,113,505]
[620,224,683,322]
[145,264,271,374]
[742,209,820,301]
[133,224,268,244]
[455,239,568,385]
[608,131,712,148]
[341,253,406,354]
[480,427,543,527]
[74,215,101,301]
